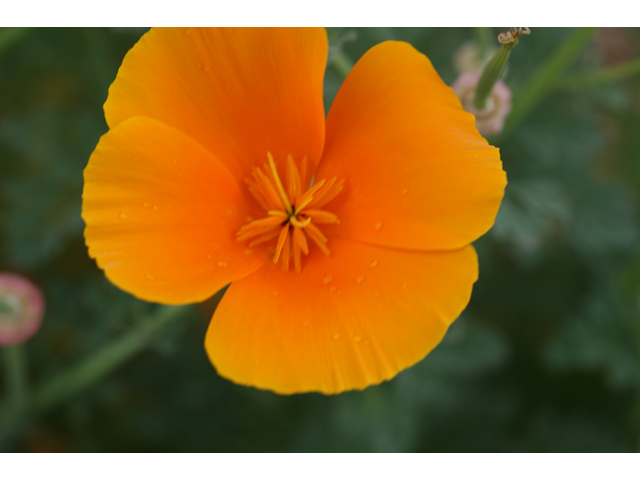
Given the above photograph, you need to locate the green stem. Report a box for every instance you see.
[473,39,518,110]
[3,344,29,415]
[30,305,190,412]
[0,305,191,439]
[501,27,599,138]
[330,50,354,78]
[0,27,33,59]
[556,57,640,90]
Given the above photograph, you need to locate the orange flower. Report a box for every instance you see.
[82,28,506,394]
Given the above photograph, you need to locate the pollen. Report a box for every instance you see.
[237,153,343,272]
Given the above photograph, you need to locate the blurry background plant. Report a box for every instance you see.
[1,27,640,452]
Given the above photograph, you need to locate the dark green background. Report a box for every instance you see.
[1,27,640,452]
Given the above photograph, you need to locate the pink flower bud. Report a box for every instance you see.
[452,71,512,136]
[0,273,45,346]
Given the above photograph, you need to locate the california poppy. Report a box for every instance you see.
[82,28,506,394]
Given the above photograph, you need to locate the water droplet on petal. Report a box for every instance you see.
[146,273,154,280]
[152,205,159,211]
[119,212,127,219]
[272,291,278,297]
[244,249,253,255]
[402,282,408,289]
[332,333,341,341]
[322,274,334,285]
[216,261,228,268]
[402,187,409,195]
[354,335,361,343]
[329,286,337,292]
[143,201,149,207]
[375,221,384,231]
[374,292,380,298]
[255,359,261,365]
[207,254,212,260]
[370,260,378,268]
[302,321,310,328]
[356,276,365,284]
[185,29,191,35]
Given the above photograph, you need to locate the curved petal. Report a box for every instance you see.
[105,27,328,186]
[317,41,507,251]
[83,117,267,304]
[205,238,478,394]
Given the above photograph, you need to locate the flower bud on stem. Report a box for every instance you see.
[473,27,530,110]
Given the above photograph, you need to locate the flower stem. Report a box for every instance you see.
[556,57,640,90]
[473,39,518,110]
[0,305,191,439]
[2,344,29,415]
[501,27,599,138]
[330,50,354,78]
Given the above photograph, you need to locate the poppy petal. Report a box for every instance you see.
[105,27,327,185]
[83,117,266,304]
[318,41,507,251]
[205,238,477,394]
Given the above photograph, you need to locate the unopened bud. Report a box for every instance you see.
[452,71,512,136]
[0,273,45,345]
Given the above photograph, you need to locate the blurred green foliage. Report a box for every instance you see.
[1,27,640,452]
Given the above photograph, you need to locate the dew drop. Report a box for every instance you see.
[370,260,378,268]
[272,291,278,297]
[205,66,210,72]
[119,212,127,219]
[185,29,191,35]
[322,274,334,285]
[402,187,409,195]
[374,221,384,231]
[374,292,380,298]
[402,282,408,289]
[206,254,212,260]
[332,333,341,341]
[196,63,202,69]
[143,201,149,207]
[216,261,228,268]
[354,335,361,343]
[356,275,365,285]
[244,249,253,255]
[255,359,261,365]
[146,273,154,280]
[302,321,310,328]
[329,286,337,292]
[152,205,159,211]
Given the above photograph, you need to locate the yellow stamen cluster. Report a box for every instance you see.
[237,153,343,272]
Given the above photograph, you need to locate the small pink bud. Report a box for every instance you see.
[452,71,512,136]
[0,273,45,346]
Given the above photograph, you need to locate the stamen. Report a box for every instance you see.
[306,222,328,243]
[293,226,309,255]
[305,224,330,256]
[248,228,282,247]
[307,178,345,209]
[253,167,285,211]
[295,178,326,212]
[237,153,343,272]
[289,216,311,228]
[303,209,340,224]
[268,210,288,217]
[267,152,293,214]
[273,226,290,264]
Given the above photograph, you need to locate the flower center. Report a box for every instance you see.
[237,153,343,273]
